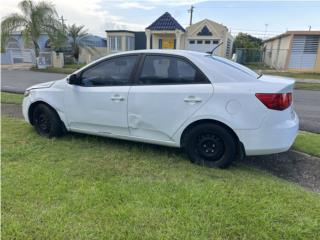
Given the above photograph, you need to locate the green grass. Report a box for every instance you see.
[2,117,320,239]
[30,63,86,74]
[245,63,320,80]
[1,92,24,104]
[293,131,320,157]
[263,71,320,80]
[245,63,274,70]
[294,82,320,91]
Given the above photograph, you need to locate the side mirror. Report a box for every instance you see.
[68,74,81,85]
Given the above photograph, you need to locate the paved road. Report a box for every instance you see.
[1,69,320,133]
[1,69,67,93]
[294,90,320,133]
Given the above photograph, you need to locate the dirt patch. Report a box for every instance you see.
[2,103,320,192]
[1,103,23,118]
[242,151,320,192]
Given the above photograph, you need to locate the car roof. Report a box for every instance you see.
[105,49,209,58]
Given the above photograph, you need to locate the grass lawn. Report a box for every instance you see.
[294,82,320,91]
[293,131,320,157]
[1,92,24,104]
[262,71,320,80]
[30,63,86,74]
[2,116,320,239]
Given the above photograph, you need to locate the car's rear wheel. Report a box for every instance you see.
[183,123,237,168]
[32,104,64,138]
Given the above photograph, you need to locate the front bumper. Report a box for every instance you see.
[236,110,299,156]
[22,96,32,123]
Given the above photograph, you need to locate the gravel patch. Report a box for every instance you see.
[242,151,320,192]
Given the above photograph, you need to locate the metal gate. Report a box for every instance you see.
[288,35,319,69]
[8,48,35,64]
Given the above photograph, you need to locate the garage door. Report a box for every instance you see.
[288,35,319,69]
[187,39,219,53]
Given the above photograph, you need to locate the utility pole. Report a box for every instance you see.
[188,5,195,26]
[309,25,312,31]
[59,15,67,31]
[264,23,268,39]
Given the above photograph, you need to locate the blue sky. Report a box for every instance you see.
[1,0,320,39]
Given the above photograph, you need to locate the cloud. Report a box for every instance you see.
[117,1,155,10]
[0,0,148,36]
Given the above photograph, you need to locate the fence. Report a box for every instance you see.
[1,48,35,65]
[235,48,295,70]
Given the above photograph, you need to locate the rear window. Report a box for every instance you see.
[206,55,259,78]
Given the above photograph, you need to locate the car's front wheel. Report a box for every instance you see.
[183,123,237,168]
[32,104,64,138]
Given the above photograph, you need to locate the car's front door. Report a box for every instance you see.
[64,55,139,136]
[128,54,213,142]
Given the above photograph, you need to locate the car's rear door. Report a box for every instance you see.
[64,54,139,136]
[128,54,213,142]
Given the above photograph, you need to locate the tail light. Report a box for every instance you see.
[255,93,292,111]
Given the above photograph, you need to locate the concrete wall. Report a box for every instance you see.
[263,35,291,70]
[78,47,108,64]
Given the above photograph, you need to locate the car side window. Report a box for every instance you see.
[80,55,138,87]
[139,55,209,85]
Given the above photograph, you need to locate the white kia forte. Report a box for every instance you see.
[22,50,299,168]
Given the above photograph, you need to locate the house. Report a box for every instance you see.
[105,12,233,58]
[263,31,320,72]
[1,32,106,65]
[105,30,146,53]
[184,19,233,58]
[145,12,233,58]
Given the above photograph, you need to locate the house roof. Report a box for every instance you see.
[146,12,185,32]
[105,30,136,34]
[263,30,320,42]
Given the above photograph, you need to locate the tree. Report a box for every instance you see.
[232,33,263,52]
[67,24,88,64]
[1,0,62,57]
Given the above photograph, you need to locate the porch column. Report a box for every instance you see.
[175,30,182,49]
[146,29,151,49]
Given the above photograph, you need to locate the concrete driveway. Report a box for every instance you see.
[1,69,320,133]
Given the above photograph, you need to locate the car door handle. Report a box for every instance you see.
[184,96,202,103]
[110,95,125,101]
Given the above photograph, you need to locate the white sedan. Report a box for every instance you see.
[23,50,299,168]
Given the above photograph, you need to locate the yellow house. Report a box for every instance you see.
[146,12,233,58]
[263,31,320,72]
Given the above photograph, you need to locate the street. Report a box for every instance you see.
[1,69,320,133]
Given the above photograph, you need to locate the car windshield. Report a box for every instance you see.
[205,55,259,79]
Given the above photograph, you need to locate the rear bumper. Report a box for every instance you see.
[236,110,299,156]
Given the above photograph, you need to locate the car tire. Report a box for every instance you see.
[183,123,237,168]
[33,104,64,138]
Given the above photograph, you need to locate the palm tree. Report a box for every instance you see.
[1,0,61,57]
[67,24,88,64]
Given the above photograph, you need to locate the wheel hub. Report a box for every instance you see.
[196,133,224,161]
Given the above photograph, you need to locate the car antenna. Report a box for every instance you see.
[208,41,223,55]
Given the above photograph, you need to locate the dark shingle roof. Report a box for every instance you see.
[146,12,185,32]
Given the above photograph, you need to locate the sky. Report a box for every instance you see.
[1,0,320,39]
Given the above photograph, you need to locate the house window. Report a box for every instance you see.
[110,36,122,52]
[205,40,211,44]
[226,38,232,57]
[126,36,135,50]
[189,40,195,44]
[212,40,219,44]
[197,40,203,44]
